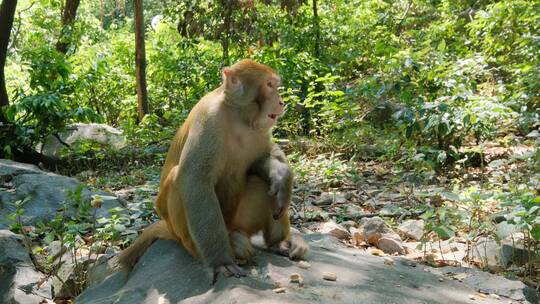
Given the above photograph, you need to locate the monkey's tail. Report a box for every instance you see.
[118,220,174,271]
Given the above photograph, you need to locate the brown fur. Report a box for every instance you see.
[119,59,308,278]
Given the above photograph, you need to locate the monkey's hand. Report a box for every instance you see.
[277,234,309,260]
[268,177,289,220]
[212,263,246,284]
[249,146,293,220]
[267,161,292,220]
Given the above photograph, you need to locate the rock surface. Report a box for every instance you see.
[319,220,350,240]
[0,159,123,228]
[377,234,406,255]
[39,123,127,157]
[360,216,392,244]
[437,267,539,303]
[397,219,425,241]
[470,237,503,271]
[76,234,527,304]
[358,216,405,254]
[0,230,51,303]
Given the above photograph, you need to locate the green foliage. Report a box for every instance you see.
[4,0,538,163]
[500,188,540,241]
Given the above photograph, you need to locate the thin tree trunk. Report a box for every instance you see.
[0,0,17,114]
[134,0,149,122]
[99,0,104,26]
[220,0,232,66]
[56,0,80,54]
[312,0,320,58]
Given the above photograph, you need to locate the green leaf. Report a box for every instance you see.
[531,225,540,241]
[440,191,460,201]
[433,226,455,240]
[438,39,446,52]
[495,221,516,239]
[527,205,539,215]
[113,224,126,232]
[44,233,55,244]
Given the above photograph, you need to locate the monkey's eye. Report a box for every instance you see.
[266,80,274,88]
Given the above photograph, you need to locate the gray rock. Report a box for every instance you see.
[0,230,51,303]
[0,160,42,177]
[488,159,506,169]
[87,254,119,286]
[51,253,96,298]
[77,234,513,304]
[377,234,405,255]
[342,204,365,217]
[440,266,539,303]
[500,243,531,268]
[360,216,391,244]
[319,220,350,240]
[340,220,357,231]
[0,159,123,228]
[397,219,425,241]
[39,123,127,157]
[47,240,68,261]
[314,191,347,206]
[470,237,503,271]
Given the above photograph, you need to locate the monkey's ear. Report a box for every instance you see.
[223,67,244,95]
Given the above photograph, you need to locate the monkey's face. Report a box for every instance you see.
[222,60,285,129]
[255,75,285,129]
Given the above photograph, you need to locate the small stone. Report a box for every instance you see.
[468,294,476,300]
[320,220,350,240]
[371,248,385,256]
[298,261,311,269]
[316,191,347,205]
[377,235,405,255]
[489,294,501,300]
[383,257,394,265]
[397,219,425,241]
[273,287,286,294]
[322,272,337,281]
[395,284,401,287]
[290,273,303,284]
[453,273,468,281]
[251,268,258,276]
[361,217,391,244]
[273,281,283,288]
[350,227,365,246]
[438,277,444,282]
[341,220,357,231]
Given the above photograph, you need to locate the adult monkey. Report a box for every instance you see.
[119,59,309,282]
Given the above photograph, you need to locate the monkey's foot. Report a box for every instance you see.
[212,263,246,284]
[276,234,309,260]
[230,231,256,261]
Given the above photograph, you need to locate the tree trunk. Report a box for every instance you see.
[56,0,80,54]
[0,0,17,117]
[312,0,320,58]
[134,0,149,122]
[220,0,232,66]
